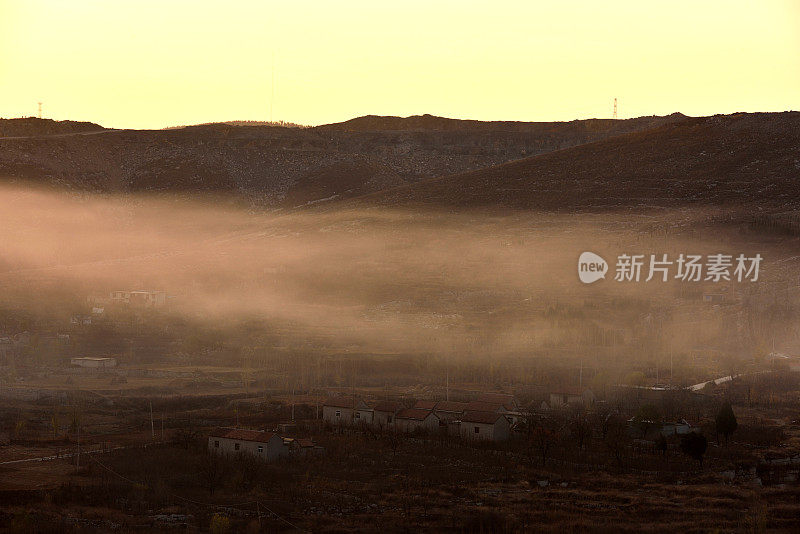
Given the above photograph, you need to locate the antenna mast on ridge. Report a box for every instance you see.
[270,52,275,123]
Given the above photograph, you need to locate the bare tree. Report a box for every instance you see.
[175,416,200,449]
[529,416,558,467]
[603,414,630,470]
[198,452,226,496]
[570,408,592,452]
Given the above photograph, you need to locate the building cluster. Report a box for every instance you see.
[70,357,117,369]
[322,393,522,441]
[109,290,167,307]
[208,427,323,462]
[0,333,29,365]
[546,388,595,409]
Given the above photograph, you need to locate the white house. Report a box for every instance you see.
[322,397,371,426]
[372,401,404,429]
[459,411,511,441]
[70,357,117,369]
[208,428,288,461]
[431,401,470,423]
[467,397,525,425]
[394,408,440,434]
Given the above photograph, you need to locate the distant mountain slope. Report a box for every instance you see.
[319,112,685,133]
[0,117,105,138]
[353,112,800,212]
[0,113,687,207]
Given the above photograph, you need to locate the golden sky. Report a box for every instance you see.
[1,0,798,129]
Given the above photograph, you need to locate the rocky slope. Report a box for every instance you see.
[353,112,800,213]
[0,114,686,207]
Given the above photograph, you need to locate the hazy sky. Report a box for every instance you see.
[1,0,798,129]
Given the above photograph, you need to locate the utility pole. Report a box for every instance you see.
[76,420,80,470]
[670,351,673,386]
[38,102,42,119]
[612,98,618,119]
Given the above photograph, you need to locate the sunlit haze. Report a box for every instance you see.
[1,0,798,128]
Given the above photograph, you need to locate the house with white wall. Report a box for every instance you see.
[430,401,469,423]
[322,397,371,426]
[372,401,404,429]
[208,428,287,461]
[394,408,440,434]
[459,411,511,441]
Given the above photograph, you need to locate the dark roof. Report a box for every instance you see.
[284,437,316,448]
[209,428,277,443]
[323,396,361,409]
[434,401,469,412]
[413,400,437,410]
[466,401,504,413]
[396,408,436,421]
[461,411,508,424]
[476,393,517,410]
[373,401,404,413]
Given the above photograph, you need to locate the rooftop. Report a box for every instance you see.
[475,393,517,410]
[466,401,504,413]
[396,408,435,421]
[323,396,362,409]
[461,411,507,424]
[435,401,470,412]
[373,401,404,413]
[209,427,277,443]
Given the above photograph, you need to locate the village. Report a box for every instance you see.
[2,361,799,532]
[0,278,798,532]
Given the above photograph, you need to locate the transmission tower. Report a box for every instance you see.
[270,51,275,123]
[612,98,618,119]
[38,102,42,119]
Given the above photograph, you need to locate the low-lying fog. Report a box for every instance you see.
[0,184,797,370]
